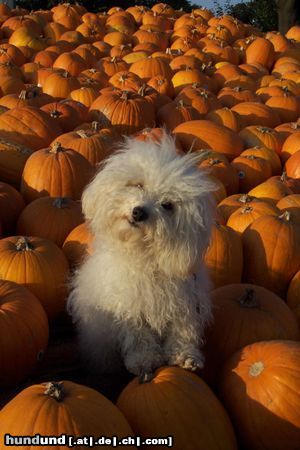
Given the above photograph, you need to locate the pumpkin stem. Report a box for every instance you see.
[50,142,64,153]
[44,382,66,402]
[256,126,271,134]
[238,194,253,204]
[239,288,258,308]
[278,210,291,222]
[16,237,34,252]
[249,361,264,377]
[92,121,100,132]
[76,129,89,138]
[53,198,69,209]
[241,205,253,213]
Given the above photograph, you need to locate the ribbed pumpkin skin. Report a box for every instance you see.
[0,279,49,387]
[0,381,135,447]
[0,182,25,234]
[245,37,275,69]
[0,236,69,320]
[242,213,300,297]
[0,137,34,185]
[173,120,244,161]
[62,222,93,268]
[117,367,238,450]
[227,202,279,234]
[203,284,299,385]
[16,197,84,247]
[51,127,119,166]
[89,91,156,135]
[204,222,243,288]
[219,341,300,450]
[21,144,93,203]
[287,270,300,327]
[0,106,62,151]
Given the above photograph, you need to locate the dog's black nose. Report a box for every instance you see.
[132,206,149,222]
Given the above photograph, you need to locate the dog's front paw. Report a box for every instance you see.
[124,348,165,380]
[168,349,205,372]
[139,370,155,384]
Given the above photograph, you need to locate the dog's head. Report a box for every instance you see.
[82,133,216,278]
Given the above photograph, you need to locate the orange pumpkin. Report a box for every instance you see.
[231,102,280,128]
[239,125,284,155]
[0,380,134,445]
[276,194,300,226]
[287,270,300,327]
[0,279,49,387]
[63,222,93,268]
[219,340,300,450]
[285,150,300,179]
[89,90,155,135]
[240,146,282,175]
[0,182,24,234]
[0,236,69,319]
[173,120,244,161]
[227,201,279,234]
[204,222,243,288]
[217,193,257,222]
[203,284,299,385]
[231,154,273,192]
[245,37,275,69]
[0,106,62,151]
[248,176,293,205]
[117,366,238,450]
[21,142,93,204]
[0,137,33,186]
[242,212,300,297]
[51,125,119,166]
[17,197,84,247]
[42,70,81,99]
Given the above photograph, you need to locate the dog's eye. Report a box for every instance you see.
[161,201,174,211]
[126,182,144,189]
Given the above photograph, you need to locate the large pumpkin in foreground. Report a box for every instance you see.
[0,279,49,387]
[117,366,238,450]
[0,381,135,449]
[203,283,299,385]
[219,340,300,450]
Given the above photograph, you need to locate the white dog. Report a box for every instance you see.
[68,134,215,381]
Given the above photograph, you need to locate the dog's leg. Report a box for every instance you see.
[163,313,206,372]
[119,322,166,382]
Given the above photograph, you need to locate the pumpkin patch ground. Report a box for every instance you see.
[0,2,300,449]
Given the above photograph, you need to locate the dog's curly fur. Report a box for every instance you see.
[68,134,215,380]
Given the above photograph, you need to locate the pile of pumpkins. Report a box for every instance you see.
[0,2,300,449]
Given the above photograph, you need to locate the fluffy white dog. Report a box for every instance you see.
[68,134,215,381]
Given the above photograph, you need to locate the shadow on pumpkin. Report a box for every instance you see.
[218,366,300,450]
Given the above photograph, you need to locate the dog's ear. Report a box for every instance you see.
[81,179,98,221]
[157,188,215,280]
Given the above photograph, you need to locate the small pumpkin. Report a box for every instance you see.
[0,182,25,234]
[242,211,300,297]
[0,279,49,387]
[21,142,93,203]
[17,197,84,247]
[0,236,69,320]
[204,222,243,289]
[63,222,93,268]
